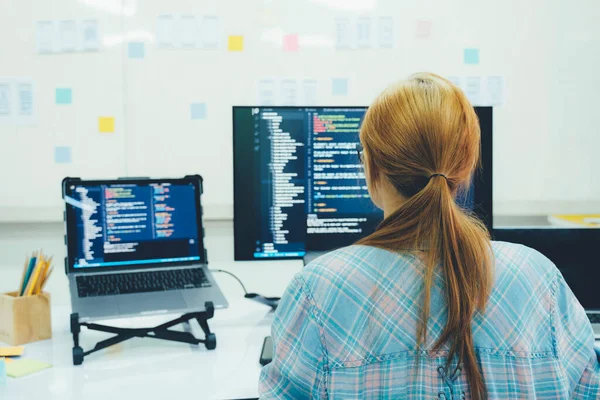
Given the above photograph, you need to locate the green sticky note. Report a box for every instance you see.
[55,88,72,104]
[464,48,480,65]
[6,359,51,378]
[0,359,6,385]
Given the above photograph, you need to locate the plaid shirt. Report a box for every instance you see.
[259,242,600,399]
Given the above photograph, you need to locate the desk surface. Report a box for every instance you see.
[0,221,303,400]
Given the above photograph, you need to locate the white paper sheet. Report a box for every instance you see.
[484,76,505,106]
[59,20,77,52]
[335,17,353,49]
[201,16,220,49]
[356,17,372,49]
[180,15,198,48]
[81,20,100,51]
[378,17,394,48]
[280,79,298,105]
[157,15,174,48]
[36,21,55,54]
[258,79,276,106]
[302,80,318,105]
[464,76,482,105]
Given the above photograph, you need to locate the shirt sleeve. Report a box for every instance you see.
[554,271,600,398]
[259,275,327,399]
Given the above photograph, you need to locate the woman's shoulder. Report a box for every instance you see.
[490,240,559,280]
[297,245,421,300]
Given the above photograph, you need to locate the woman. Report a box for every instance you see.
[259,73,600,399]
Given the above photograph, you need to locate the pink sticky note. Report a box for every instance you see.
[416,20,432,38]
[283,34,299,52]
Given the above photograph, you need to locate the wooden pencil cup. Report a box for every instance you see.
[0,291,51,345]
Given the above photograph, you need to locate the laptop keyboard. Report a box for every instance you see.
[588,313,600,324]
[76,268,211,298]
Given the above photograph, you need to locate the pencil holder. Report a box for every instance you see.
[0,292,51,345]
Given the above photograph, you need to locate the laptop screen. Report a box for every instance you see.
[63,177,204,271]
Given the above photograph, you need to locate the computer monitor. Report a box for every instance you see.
[493,228,600,311]
[63,176,206,271]
[233,106,493,260]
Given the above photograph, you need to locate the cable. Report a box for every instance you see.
[211,269,280,310]
[211,269,248,295]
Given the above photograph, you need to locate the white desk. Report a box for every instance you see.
[0,221,303,400]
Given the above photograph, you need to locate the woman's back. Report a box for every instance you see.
[259,242,600,399]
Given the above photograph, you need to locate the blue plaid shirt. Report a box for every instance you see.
[259,242,600,399]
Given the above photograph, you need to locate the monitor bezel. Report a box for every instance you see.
[63,175,206,274]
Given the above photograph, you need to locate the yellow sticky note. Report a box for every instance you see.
[0,347,24,357]
[6,359,51,378]
[228,35,244,51]
[98,116,115,133]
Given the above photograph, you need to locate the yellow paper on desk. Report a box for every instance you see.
[6,359,51,378]
[0,347,24,357]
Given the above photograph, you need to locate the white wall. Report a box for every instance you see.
[0,0,599,222]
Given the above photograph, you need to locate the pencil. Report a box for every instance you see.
[18,256,28,295]
[25,258,44,296]
[36,256,52,295]
[20,252,37,296]
[39,266,54,293]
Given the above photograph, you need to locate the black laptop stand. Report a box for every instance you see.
[69,301,216,365]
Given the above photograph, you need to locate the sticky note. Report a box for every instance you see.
[0,359,6,385]
[128,42,145,59]
[0,347,25,357]
[283,34,299,52]
[464,48,479,65]
[332,78,348,96]
[54,146,72,164]
[55,88,72,105]
[228,35,244,51]
[99,116,115,133]
[5,359,51,378]
[190,103,207,120]
[416,20,432,38]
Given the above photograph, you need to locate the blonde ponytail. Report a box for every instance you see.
[357,73,493,400]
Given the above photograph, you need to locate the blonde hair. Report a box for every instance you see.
[357,72,493,399]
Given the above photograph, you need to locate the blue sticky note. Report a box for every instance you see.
[190,103,207,120]
[332,78,348,96]
[55,146,72,164]
[55,88,72,105]
[464,48,479,65]
[0,359,6,386]
[128,42,145,59]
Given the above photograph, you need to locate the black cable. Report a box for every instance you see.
[211,269,248,295]
[211,269,280,310]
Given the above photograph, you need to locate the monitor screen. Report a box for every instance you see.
[233,106,493,260]
[64,177,204,270]
[493,228,600,310]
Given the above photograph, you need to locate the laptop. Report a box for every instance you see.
[494,228,600,338]
[62,175,228,322]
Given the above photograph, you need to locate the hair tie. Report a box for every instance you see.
[429,173,448,180]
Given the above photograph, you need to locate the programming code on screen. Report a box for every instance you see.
[249,107,382,258]
[70,183,200,268]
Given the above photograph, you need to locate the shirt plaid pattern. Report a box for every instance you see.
[259,242,600,399]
